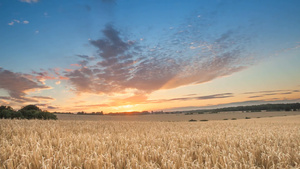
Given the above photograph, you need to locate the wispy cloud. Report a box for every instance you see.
[8,19,29,26]
[76,93,233,108]
[244,89,299,98]
[77,55,95,61]
[20,0,39,3]
[148,93,234,104]
[24,69,69,84]
[34,104,59,110]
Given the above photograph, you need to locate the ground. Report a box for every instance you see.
[1,112,299,168]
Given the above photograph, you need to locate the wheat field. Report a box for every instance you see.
[1,115,300,169]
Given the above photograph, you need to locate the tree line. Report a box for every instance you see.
[205,103,300,113]
[0,105,57,120]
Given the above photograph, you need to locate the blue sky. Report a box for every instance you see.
[0,0,300,113]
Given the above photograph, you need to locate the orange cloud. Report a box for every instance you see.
[70,64,81,67]
[65,69,73,72]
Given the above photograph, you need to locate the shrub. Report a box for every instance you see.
[185,113,193,115]
[189,119,197,122]
[231,118,237,120]
[245,117,251,119]
[223,118,228,120]
[200,119,208,122]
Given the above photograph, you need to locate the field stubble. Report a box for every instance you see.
[1,115,300,168]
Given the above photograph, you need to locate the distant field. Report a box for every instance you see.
[1,115,299,168]
[56,111,300,121]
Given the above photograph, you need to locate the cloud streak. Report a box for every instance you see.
[244,89,300,98]
[20,0,39,3]
[148,93,234,104]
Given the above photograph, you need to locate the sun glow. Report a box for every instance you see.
[111,104,141,113]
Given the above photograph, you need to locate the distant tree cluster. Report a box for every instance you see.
[77,111,104,115]
[0,105,57,120]
[208,103,300,113]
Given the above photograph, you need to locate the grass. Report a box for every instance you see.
[1,116,300,168]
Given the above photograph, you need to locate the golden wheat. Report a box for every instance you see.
[1,116,299,169]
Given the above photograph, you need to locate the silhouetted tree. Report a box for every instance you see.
[0,104,57,120]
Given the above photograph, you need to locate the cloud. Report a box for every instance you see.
[34,104,59,110]
[89,92,233,108]
[70,64,81,67]
[8,19,29,26]
[101,0,116,3]
[77,55,95,61]
[244,90,289,95]
[24,69,68,84]
[31,96,54,100]
[65,69,73,72]
[66,20,252,100]
[0,68,51,103]
[66,24,139,94]
[47,106,58,110]
[0,96,11,100]
[148,93,234,104]
[244,89,300,98]
[20,0,39,3]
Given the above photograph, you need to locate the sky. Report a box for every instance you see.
[0,0,300,113]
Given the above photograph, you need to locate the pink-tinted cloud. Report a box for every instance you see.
[26,69,69,82]
[65,69,73,72]
[70,64,81,67]
[0,68,51,103]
